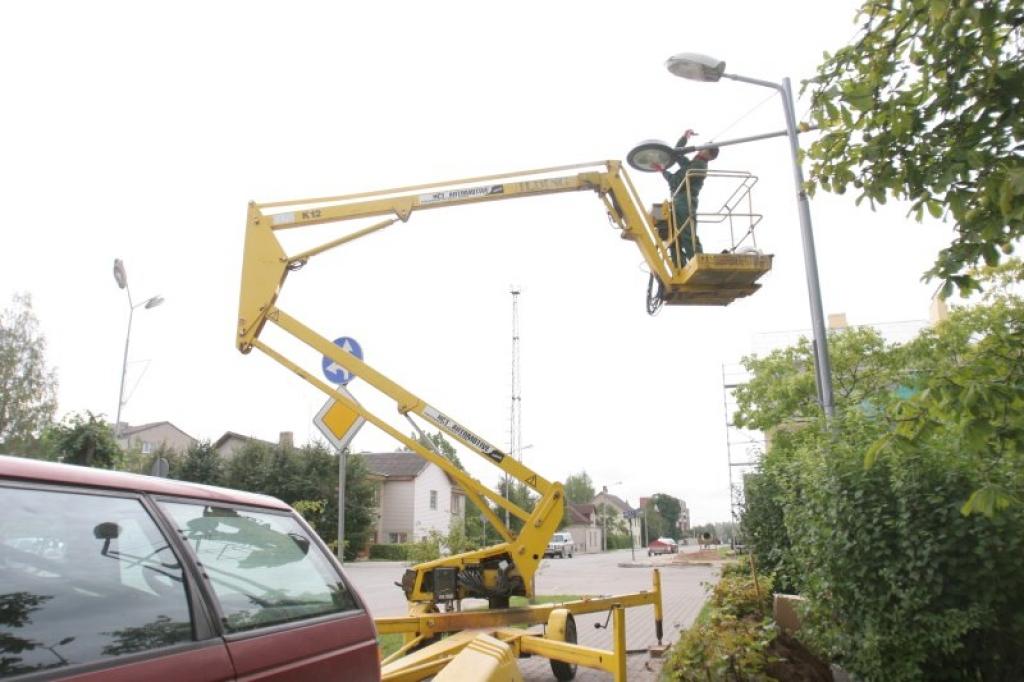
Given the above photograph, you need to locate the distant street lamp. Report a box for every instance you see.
[113,259,164,438]
[601,481,623,553]
[665,53,835,418]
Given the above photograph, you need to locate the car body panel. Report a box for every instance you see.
[1,454,381,682]
[226,613,379,681]
[58,642,236,682]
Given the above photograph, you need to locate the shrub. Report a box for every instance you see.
[663,569,775,681]
[736,288,1024,680]
[369,544,414,560]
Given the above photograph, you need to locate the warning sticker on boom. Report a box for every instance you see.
[422,405,505,463]
[418,184,504,205]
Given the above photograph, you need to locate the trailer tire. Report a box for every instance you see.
[547,610,578,681]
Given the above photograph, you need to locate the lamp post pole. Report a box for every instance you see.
[112,259,163,439]
[665,54,835,419]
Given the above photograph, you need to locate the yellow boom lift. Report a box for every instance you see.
[236,160,770,680]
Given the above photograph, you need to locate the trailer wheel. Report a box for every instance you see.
[546,609,578,681]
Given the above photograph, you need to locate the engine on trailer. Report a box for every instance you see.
[401,557,526,609]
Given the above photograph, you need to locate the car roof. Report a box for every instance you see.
[0,454,291,511]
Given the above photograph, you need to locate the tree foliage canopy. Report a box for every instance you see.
[0,293,58,451]
[563,470,596,504]
[736,263,1024,679]
[44,411,122,469]
[806,0,1024,293]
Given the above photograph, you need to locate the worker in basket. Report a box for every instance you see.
[657,128,720,268]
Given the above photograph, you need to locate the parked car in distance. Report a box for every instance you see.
[544,532,575,558]
[0,454,380,681]
[648,537,679,556]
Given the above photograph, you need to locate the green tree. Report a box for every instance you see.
[175,440,224,486]
[43,411,122,468]
[642,504,668,541]
[805,0,1024,294]
[563,470,595,504]
[651,494,682,540]
[0,293,58,454]
[224,441,273,492]
[339,452,377,560]
[735,268,1024,679]
[495,476,537,536]
[595,503,631,550]
[223,440,377,561]
[407,429,464,470]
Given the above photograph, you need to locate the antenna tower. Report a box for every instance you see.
[510,287,522,463]
[504,287,522,528]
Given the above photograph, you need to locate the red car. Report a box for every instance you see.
[0,455,380,681]
[647,537,679,556]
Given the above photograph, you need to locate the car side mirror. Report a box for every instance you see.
[288,532,311,556]
[94,522,121,540]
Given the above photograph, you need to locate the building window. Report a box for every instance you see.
[429,490,438,511]
[371,484,381,507]
[141,441,153,454]
[388,532,408,544]
[450,494,462,516]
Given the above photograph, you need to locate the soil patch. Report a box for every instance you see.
[764,632,833,682]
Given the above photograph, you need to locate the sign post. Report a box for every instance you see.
[316,336,364,563]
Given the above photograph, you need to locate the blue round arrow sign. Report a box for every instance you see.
[322,336,363,385]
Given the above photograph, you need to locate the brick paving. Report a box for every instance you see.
[518,551,717,681]
[345,549,719,681]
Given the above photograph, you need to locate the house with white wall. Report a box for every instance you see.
[361,452,466,544]
[565,503,602,553]
[592,486,642,548]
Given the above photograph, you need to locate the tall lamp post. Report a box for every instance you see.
[113,259,164,438]
[665,53,835,419]
[600,481,624,553]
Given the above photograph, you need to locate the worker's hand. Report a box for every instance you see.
[683,128,696,139]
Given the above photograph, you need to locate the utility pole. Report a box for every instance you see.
[506,287,522,528]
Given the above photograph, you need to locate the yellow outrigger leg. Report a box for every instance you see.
[377,569,663,682]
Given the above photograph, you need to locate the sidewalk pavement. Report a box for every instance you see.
[518,559,718,680]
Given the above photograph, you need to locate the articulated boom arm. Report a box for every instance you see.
[237,161,692,606]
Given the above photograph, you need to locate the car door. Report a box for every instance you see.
[0,482,235,682]
[157,499,379,681]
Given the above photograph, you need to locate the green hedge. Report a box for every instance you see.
[743,413,1024,680]
[736,294,1024,681]
[663,565,776,680]
[368,543,414,560]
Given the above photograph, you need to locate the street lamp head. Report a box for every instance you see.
[665,52,726,82]
[113,259,128,290]
[144,295,164,310]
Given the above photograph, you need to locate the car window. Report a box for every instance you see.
[0,485,193,677]
[159,502,357,634]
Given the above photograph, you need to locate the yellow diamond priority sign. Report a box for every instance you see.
[314,387,366,450]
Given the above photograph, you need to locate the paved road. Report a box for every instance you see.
[345,549,718,680]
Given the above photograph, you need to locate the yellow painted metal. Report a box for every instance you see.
[612,604,627,681]
[375,574,662,637]
[250,336,514,544]
[382,634,427,667]
[518,636,614,672]
[662,253,775,306]
[381,630,480,682]
[432,633,523,682]
[379,581,656,679]
[237,160,760,609]
[546,608,572,642]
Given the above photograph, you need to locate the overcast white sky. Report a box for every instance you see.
[1,1,956,524]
